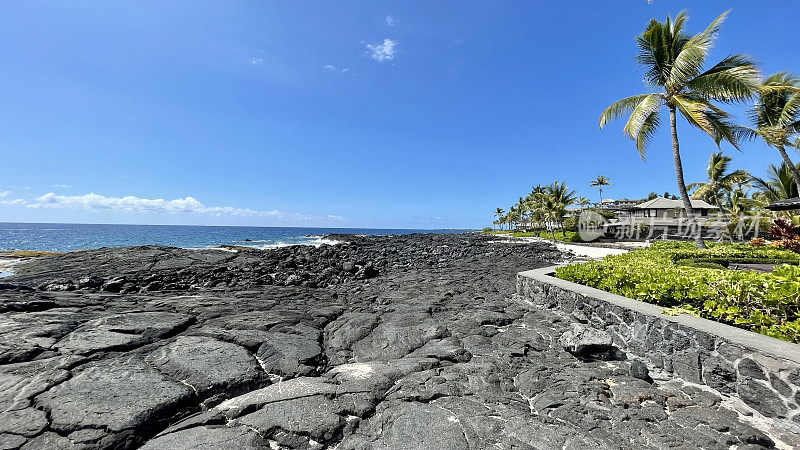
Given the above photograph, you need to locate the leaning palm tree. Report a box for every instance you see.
[688,152,749,209]
[494,208,505,230]
[738,73,800,193]
[590,175,612,209]
[599,10,759,244]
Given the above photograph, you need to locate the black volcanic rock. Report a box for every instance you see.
[0,233,793,449]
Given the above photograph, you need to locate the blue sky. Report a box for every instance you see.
[1,1,798,229]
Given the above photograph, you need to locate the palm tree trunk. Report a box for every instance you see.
[669,104,704,248]
[776,145,800,196]
[598,188,603,210]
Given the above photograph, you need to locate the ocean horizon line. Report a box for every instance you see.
[0,221,475,232]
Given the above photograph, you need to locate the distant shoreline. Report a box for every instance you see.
[0,223,476,253]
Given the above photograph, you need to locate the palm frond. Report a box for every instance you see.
[763,72,800,88]
[636,20,671,88]
[780,92,800,127]
[719,169,750,186]
[673,95,740,149]
[666,10,729,92]
[730,125,760,143]
[599,94,651,128]
[686,54,760,102]
[635,109,661,159]
[623,94,662,138]
[749,174,780,200]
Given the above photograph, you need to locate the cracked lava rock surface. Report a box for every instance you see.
[0,233,797,449]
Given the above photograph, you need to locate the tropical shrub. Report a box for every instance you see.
[771,218,800,240]
[563,216,578,232]
[771,218,800,254]
[555,242,800,343]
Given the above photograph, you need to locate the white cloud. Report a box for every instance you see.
[385,15,395,26]
[0,198,26,205]
[18,192,344,222]
[250,57,264,65]
[450,36,465,47]
[366,39,397,62]
[52,184,72,189]
[0,191,9,198]
[324,65,352,74]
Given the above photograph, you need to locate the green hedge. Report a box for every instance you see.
[537,230,583,242]
[555,241,800,343]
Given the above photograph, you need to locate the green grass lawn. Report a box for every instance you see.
[481,229,583,242]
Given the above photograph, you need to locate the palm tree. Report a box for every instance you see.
[599,10,759,245]
[590,175,612,209]
[688,152,749,209]
[725,187,749,217]
[508,206,519,231]
[494,208,505,230]
[739,73,800,193]
[526,187,547,229]
[578,197,592,211]
[516,197,528,229]
[548,181,577,207]
[751,162,800,202]
[541,192,566,241]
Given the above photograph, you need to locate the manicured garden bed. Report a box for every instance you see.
[555,241,800,343]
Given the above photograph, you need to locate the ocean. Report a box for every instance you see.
[0,222,471,252]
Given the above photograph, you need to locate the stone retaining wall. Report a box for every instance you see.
[517,266,800,423]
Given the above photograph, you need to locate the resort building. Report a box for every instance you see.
[624,197,718,219]
[604,197,724,239]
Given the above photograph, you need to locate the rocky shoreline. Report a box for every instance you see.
[0,233,794,449]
